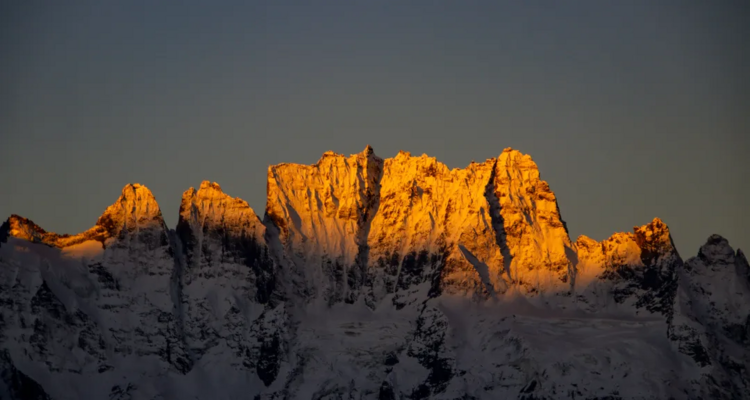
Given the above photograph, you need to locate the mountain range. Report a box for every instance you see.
[1,146,748,399]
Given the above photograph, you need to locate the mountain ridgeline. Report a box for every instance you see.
[1,146,748,400]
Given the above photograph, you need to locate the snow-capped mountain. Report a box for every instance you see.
[1,147,747,399]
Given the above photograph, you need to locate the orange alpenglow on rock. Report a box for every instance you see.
[2,147,684,308]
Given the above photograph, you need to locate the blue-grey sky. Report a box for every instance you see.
[1,1,748,256]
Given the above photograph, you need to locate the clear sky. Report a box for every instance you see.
[1,1,748,256]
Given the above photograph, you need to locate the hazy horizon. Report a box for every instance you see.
[2,1,748,255]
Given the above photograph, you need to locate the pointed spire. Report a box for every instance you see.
[96,183,165,237]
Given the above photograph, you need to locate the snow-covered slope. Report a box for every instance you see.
[1,147,747,400]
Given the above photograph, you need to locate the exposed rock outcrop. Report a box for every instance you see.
[574,218,681,317]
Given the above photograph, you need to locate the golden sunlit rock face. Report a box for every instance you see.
[258,146,586,306]
[572,217,681,314]
[265,145,382,303]
[4,146,680,307]
[492,148,574,295]
[366,151,502,304]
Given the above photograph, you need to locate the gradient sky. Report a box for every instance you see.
[1,1,748,256]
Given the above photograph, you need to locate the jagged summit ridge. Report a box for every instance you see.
[3,148,678,304]
[2,146,747,400]
[258,146,578,305]
[2,148,694,307]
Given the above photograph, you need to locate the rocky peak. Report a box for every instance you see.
[633,217,679,265]
[685,235,746,284]
[198,180,223,193]
[181,181,260,222]
[696,234,737,267]
[493,148,573,295]
[573,218,681,316]
[575,219,679,274]
[4,214,55,244]
[95,183,166,238]
[634,217,671,241]
[176,181,266,263]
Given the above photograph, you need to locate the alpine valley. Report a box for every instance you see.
[1,147,748,400]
